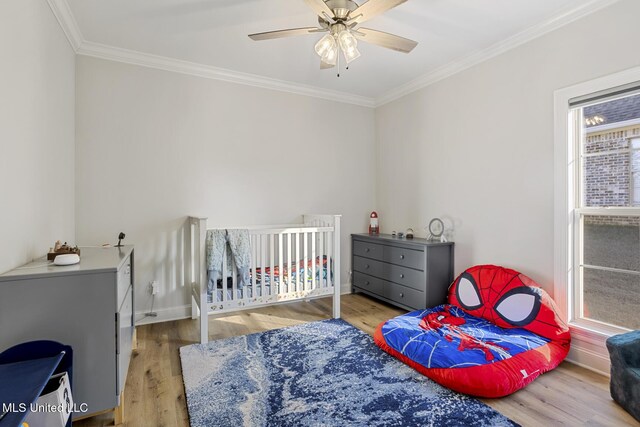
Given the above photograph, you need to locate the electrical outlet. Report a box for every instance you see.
[150,280,159,295]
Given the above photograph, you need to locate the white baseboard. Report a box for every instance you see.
[136,284,352,325]
[135,304,192,325]
[134,285,612,380]
[562,325,613,376]
[566,344,611,377]
[341,282,352,295]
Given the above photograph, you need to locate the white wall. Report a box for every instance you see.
[376,0,640,292]
[75,56,376,320]
[0,1,76,274]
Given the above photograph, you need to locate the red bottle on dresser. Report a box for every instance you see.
[369,211,379,235]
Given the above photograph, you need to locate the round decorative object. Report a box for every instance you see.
[53,254,80,266]
[405,228,414,239]
[428,218,444,240]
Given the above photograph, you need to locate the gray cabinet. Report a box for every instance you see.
[0,246,135,419]
[351,234,454,311]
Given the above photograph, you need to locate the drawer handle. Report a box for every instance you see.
[400,274,405,278]
[400,255,405,259]
[399,292,404,298]
[365,248,370,252]
[365,264,370,269]
[365,281,370,286]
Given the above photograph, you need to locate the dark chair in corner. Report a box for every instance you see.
[606,330,640,422]
[0,340,73,389]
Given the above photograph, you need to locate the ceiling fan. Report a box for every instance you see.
[248,0,417,73]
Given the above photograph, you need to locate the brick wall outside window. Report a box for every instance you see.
[584,126,640,226]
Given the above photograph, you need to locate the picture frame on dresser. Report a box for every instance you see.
[351,234,454,311]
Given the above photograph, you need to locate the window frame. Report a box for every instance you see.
[554,67,640,354]
[631,138,640,206]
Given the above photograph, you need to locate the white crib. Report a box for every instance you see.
[187,214,341,343]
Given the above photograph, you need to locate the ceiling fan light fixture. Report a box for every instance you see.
[337,30,360,63]
[315,33,338,66]
[250,0,418,74]
[322,46,338,66]
[343,46,360,63]
[337,30,357,51]
[315,34,336,58]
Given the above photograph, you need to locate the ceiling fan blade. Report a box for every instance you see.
[354,28,417,53]
[320,60,335,69]
[304,0,335,21]
[348,0,407,24]
[249,27,324,41]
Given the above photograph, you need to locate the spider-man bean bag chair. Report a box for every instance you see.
[374,265,571,397]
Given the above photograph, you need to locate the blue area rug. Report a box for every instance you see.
[180,319,519,427]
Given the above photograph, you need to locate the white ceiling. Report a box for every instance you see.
[64,0,608,103]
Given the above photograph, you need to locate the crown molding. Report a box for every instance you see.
[76,41,376,108]
[46,0,83,51]
[374,0,621,107]
[47,0,618,109]
[45,0,375,108]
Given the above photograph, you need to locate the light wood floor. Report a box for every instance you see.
[76,294,638,427]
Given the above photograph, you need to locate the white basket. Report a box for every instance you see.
[23,371,73,427]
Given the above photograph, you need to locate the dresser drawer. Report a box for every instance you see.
[353,256,425,291]
[352,272,385,296]
[117,256,132,309]
[385,282,424,309]
[353,240,384,261]
[382,246,424,270]
[353,255,379,276]
[116,284,133,395]
[351,234,453,312]
[355,239,424,270]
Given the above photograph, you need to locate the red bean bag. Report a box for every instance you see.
[374,265,571,397]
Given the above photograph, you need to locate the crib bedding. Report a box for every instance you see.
[209,256,330,302]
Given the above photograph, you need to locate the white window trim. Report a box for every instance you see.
[632,138,640,206]
[554,65,640,375]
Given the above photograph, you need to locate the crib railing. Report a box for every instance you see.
[215,226,335,308]
[188,215,341,343]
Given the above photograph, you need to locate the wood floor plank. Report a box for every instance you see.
[75,293,638,427]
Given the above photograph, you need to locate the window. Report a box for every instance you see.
[632,138,640,206]
[569,90,640,331]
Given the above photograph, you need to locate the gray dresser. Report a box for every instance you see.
[351,234,454,311]
[0,246,135,419]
